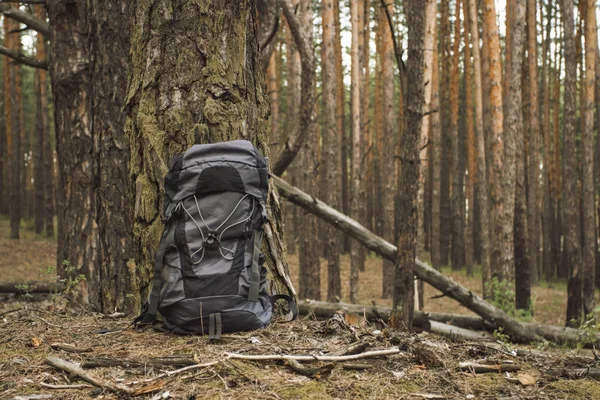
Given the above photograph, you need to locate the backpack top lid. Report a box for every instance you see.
[163,140,269,219]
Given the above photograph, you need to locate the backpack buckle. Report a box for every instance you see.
[205,231,219,248]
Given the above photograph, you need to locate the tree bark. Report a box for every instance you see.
[48,0,94,304]
[320,0,342,302]
[582,0,597,317]
[464,4,476,275]
[4,17,20,239]
[467,0,492,296]
[34,10,46,235]
[417,0,436,262]
[125,0,296,309]
[296,0,320,301]
[509,0,530,312]
[450,0,464,271]
[439,0,451,268]
[526,0,540,283]
[389,0,426,331]
[378,0,396,299]
[349,0,365,303]
[562,0,584,326]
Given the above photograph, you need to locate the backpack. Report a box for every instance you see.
[134,140,297,338]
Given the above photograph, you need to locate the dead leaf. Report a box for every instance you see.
[517,373,537,386]
[31,337,42,348]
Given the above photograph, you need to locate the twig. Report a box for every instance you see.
[140,360,221,382]
[225,347,401,362]
[458,361,520,373]
[45,356,134,395]
[287,359,334,378]
[50,343,93,354]
[0,308,22,317]
[38,382,93,390]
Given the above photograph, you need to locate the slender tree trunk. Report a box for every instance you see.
[483,0,512,282]
[297,0,320,301]
[582,0,597,317]
[335,0,350,254]
[361,0,371,269]
[380,0,395,298]
[320,0,342,301]
[390,0,425,331]
[125,0,296,308]
[439,0,451,267]
[508,0,530,312]
[562,0,584,326]
[5,17,20,239]
[464,4,476,275]
[349,0,365,303]
[450,0,464,271]
[526,0,540,283]
[415,0,436,303]
[430,9,442,271]
[34,17,46,235]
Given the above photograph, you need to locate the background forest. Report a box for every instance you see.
[0,0,599,333]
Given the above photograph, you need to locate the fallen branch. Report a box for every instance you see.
[45,356,134,395]
[50,343,93,354]
[428,321,493,341]
[225,347,400,362]
[141,360,221,382]
[459,361,520,373]
[0,281,64,293]
[545,367,600,380]
[83,356,196,369]
[0,4,49,35]
[272,175,541,344]
[38,383,93,390]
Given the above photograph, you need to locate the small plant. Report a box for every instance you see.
[55,260,86,308]
[485,277,533,322]
[575,314,599,349]
[14,283,36,301]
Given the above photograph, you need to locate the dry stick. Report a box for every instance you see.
[45,356,134,395]
[38,382,93,390]
[225,347,401,362]
[458,362,521,373]
[140,360,221,383]
[50,343,93,354]
[271,175,541,344]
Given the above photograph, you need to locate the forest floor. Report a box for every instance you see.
[2,218,600,399]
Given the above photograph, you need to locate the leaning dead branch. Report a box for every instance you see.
[272,175,543,344]
[272,0,315,176]
[45,356,134,395]
[225,347,401,362]
[0,45,48,69]
[0,4,49,35]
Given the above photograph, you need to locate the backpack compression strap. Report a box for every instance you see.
[133,222,175,326]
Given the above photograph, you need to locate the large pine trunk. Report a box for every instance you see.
[125,0,295,307]
[5,18,20,239]
[320,0,342,302]
[562,0,584,325]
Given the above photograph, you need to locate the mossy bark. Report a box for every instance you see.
[125,0,295,309]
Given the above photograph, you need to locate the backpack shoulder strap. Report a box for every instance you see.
[133,221,175,326]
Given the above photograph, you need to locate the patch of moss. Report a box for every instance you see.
[548,379,600,399]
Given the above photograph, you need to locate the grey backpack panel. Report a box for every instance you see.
[133,140,296,338]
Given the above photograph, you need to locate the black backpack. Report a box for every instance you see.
[134,140,297,338]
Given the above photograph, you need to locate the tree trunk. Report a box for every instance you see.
[125,0,296,310]
[582,0,597,317]
[320,0,342,302]
[417,0,436,262]
[464,4,476,275]
[336,0,349,255]
[509,0,530,312]
[4,17,20,239]
[562,0,584,326]
[526,0,540,283]
[450,0,464,271]
[467,0,492,296]
[430,9,442,271]
[296,0,320,301]
[34,13,47,235]
[48,0,94,304]
[380,0,395,299]
[389,0,426,331]
[439,0,451,267]
[349,0,365,303]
